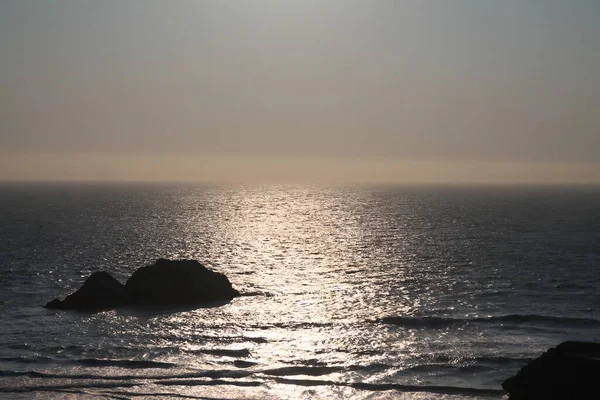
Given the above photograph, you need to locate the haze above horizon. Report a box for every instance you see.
[1,0,599,183]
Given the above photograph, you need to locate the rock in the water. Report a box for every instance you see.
[125,258,239,305]
[45,259,239,310]
[502,341,600,399]
[45,271,128,310]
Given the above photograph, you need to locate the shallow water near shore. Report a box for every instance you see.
[1,183,599,399]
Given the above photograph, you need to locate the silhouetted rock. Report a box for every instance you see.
[126,258,239,306]
[502,341,600,399]
[45,271,128,310]
[45,259,239,310]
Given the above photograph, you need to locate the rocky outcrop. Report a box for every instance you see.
[125,258,239,305]
[45,259,239,310]
[45,271,129,310]
[502,341,600,399]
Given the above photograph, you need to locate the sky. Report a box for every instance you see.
[1,0,599,183]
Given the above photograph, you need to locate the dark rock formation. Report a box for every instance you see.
[45,271,128,310]
[45,259,239,310]
[125,258,239,306]
[502,341,600,399]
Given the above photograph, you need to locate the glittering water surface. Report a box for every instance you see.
[1,183,599,399]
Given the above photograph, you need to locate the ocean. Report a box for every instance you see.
[1,182,599,399]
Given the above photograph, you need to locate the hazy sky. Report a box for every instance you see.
[1,0,599,182]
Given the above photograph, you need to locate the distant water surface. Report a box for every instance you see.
[1,183,599,399]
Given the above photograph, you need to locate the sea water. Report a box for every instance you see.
[1,183,599,399]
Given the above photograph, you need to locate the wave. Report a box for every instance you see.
[186,348,251,358]
[233,360,258,368]
[316,347,533,368]
[2,376,503,398]
[0,366,506,397]
[270,377,505,397]
[377,314,600,328]
[0,357,175,369]
[263,363,495,376]
[0,368,254,381]
[75,358,176,369]
[0,355,54,364]
[160,333,268,344]
[0,359,505,380]
[426,354,532,365]
[238,290,274,297]
[30,388,213,400]
[156,378,263,387]
[102,389,222,400]
[490,314,600,325]
[0,381,139,393]
[260,365,344,376]
[2,349,253,369]
[250,321,334,330]
[155,374,502,398]
[394,363,495,373]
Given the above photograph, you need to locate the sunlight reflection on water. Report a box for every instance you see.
[127,185,436,397]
